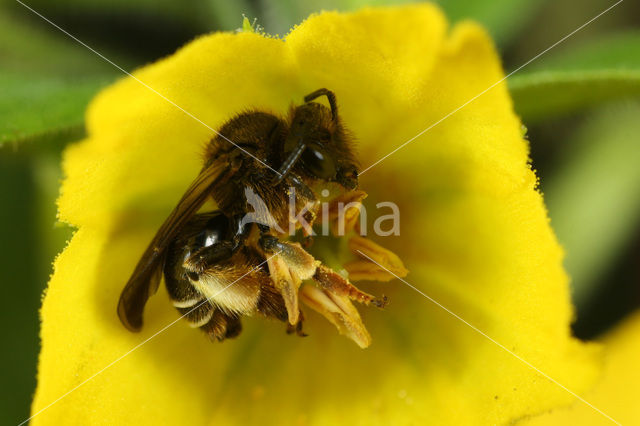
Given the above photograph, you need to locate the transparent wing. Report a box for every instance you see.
[117,161,231,331]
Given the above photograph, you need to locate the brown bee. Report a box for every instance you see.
[118,88,386,343]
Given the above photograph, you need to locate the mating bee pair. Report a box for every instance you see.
[118,89,386,344]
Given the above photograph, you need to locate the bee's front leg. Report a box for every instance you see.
[259,235,387,307]
[312,264,388,308]
[286,174,319,241]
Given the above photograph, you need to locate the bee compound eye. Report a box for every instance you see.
[302,146,336,180]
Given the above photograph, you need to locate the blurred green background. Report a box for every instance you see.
[1,0,639,423]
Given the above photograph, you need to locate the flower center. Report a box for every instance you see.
[273,189,408,348]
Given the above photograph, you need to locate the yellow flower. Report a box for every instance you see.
[520,311,640,425]
[32,4,602,425]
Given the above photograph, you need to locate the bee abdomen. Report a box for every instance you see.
[165,269,202,307]
[176,300,214,328]
[173,295,244,341]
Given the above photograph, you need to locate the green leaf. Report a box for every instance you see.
[0,9,117,143]
[544,101,640,309]
[509,32,640,123]
[435,0,547,45]
[0,135,74,424]
[0,9,116,76]
[0,73,111,144]
[15,0,212,32]
[255,0,545,44]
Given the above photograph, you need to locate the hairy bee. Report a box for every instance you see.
[118,88,386,342]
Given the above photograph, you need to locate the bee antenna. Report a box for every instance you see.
[304,88,337,122]
[272,138,306,184]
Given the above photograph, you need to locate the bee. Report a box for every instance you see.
[118,88,386,342]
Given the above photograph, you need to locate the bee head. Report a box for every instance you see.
[283,89,359,190]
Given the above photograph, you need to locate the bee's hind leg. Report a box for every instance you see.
[182,241,234,275]
[182,214,255,275]
[200,309,243,341]
[286,310,307,337]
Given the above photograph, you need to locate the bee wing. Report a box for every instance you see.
[117,161,231,332]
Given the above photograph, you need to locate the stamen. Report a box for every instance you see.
[269,190,407,347]
[317,190,367,235]
[345,235,408,281]
[299,284,372,348]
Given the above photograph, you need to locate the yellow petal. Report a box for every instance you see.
[33,4,600,426]
[519,311,640,425]
[318,189,367,235]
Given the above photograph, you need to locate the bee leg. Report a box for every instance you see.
[313,264,388,308]
[259,235,318,325]
[271,139,306,184]
[231,213,252,248]
[182,214,254,275]
[259,235,318,278]
[259,235,386,308]
[224,314,243,339]
[288,175,319,233]
[200,309,243,341]
[286,309,307,337]
[257,283,306,337]
[287,174,317,207]
[200,309,227,341]
[266,253,301,324]
[301,234,314,248]
[183,241,234,275]
[256,284,288,322]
